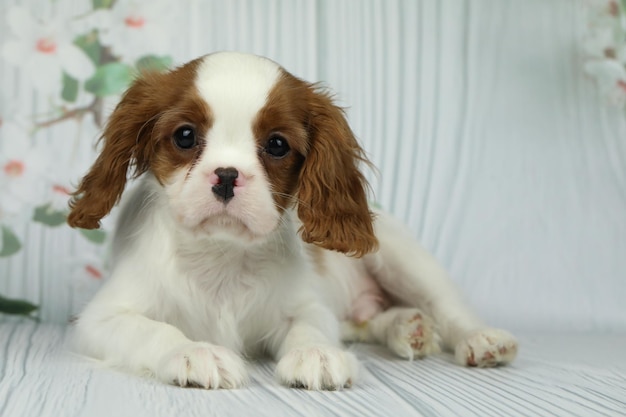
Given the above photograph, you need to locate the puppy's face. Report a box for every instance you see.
[150,54,309,241]
[68,52,377,256]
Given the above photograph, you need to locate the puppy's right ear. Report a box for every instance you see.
[68,76,159,229]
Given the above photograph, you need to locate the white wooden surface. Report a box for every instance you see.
[1,318,625,417]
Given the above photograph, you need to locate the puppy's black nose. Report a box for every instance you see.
[212,167,239,203]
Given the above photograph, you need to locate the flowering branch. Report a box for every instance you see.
[35,98,104,130]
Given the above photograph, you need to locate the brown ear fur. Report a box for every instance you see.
[297,86,378,257]
[68,57,206,229]
[68,74,165,229]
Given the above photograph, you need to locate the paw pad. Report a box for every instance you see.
[387,309,441,360]
[456,329,518,368]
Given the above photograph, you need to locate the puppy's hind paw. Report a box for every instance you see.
[455,328,518,367]
[157,342,248,389]
[386,308,441,360]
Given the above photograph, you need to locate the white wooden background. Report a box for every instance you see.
[1,0,625,331]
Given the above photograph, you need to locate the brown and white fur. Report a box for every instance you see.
[68,52,517,390]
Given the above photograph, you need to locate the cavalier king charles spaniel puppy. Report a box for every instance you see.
[68,51,517,390]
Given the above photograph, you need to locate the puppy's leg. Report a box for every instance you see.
[365,211,518,367]
[342,307,441,360]
[74,292,247,388]
[271,302,358,390]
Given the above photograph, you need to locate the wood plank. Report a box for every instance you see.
[1,320,625,417]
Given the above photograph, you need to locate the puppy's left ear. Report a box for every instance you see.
[297,86,378,257]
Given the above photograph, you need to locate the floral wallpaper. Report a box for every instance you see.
[0,0,178,317]
[1,0,625,324]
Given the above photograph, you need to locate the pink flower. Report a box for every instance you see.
[97,0,179,61]
[67,252,108,315]
[0,119,48,222]
[585,59,626,105]
[0,7,95,94]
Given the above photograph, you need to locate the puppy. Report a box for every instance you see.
[68,51,517,390]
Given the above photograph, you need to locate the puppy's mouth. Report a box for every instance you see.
[196,213,265,242]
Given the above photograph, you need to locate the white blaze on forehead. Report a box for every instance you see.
[194,52,282,164]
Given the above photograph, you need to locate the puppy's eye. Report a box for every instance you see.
[265,134,290,158]
[173,126,196,150]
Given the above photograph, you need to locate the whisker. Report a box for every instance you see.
[270,192,311,210]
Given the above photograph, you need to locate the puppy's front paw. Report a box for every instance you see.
[455,328,518,367]
[386,308,441,360]
[157,342,248,389]
[275,346,358,390]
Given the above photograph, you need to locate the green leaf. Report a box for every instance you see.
[0,294,38,316]
[136,55,173,73]
[79,228,107,244]
[61,72,79,102]
[0,226,21,257]
[92,0,115,9]
[85,62,133,97]
[74,31,102,65]
[33,204,68,227]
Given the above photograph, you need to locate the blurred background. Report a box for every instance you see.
[1,0,625,332]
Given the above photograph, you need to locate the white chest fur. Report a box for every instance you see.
[106,177,315,356]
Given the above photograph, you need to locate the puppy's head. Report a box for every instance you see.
[68,52,377,257]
